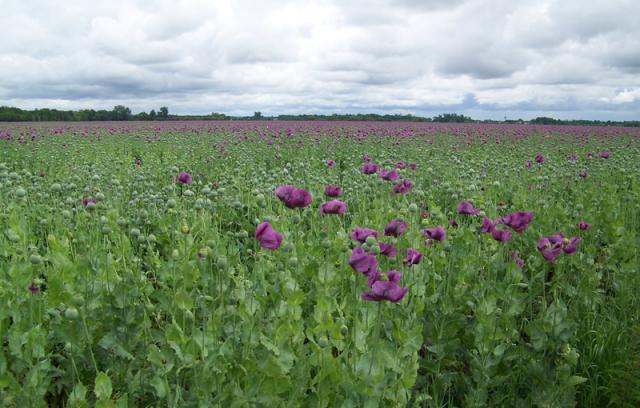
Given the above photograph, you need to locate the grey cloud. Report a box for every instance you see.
[0,0,639,119]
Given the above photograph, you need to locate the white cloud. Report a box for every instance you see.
[0,0,639,119]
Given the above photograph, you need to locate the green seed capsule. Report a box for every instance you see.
[318,336,329,348]
[29,254,43,265]
[216,257,228,269]
[64,307,79,320]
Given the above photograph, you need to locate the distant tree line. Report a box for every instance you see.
[0,105,172,122]
[0,106,638,126]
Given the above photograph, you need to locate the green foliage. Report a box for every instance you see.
[0,122,638,406]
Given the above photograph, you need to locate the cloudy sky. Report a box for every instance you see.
[1,0,639,120]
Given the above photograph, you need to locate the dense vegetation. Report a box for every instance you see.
[0,121,638,406]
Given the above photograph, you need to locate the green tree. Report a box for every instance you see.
[112,105,132,121]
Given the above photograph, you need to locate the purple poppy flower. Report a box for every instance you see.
[456,201,481,215]
[379,168,400,181]
[395,161,406,169]
[491,228,512,242]
[362,270,408,303]
[82,197,97,206]
[362,154,370,162]
[320,200,347,215]
[537,233,564,262]
[349,247,378,274]
[404,248,422,266]
[384,219,407,237]
[176,171,193,184]
[579,169,588,178]
[481,216,497,233]
[409,163,417,171]
[392,179,413,194]
[351,227,379,243]
[324,184,342,197]
[326,159,336,167]
[423,226,447,241]
[361,163,378,174]
[379,242,397,258]
[599,151,609,159]
[255,222,283,250]
[526,160,532,168]
[535,154,544,163]
[499,211,534,233]
[568,154,577,162]
[562,236,581,254]
[366,270,381,288]
[274,185,312,209]
[135,158,142,166]
[578,221,591,230]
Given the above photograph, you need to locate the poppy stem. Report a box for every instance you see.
[368,301,384,376]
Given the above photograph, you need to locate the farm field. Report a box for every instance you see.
[0,121,639,407]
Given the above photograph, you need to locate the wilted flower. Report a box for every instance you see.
[29,281,39,295]
[578,221,591,230]
[362,154,370,162]
[526,160,532,168]
[379,168,400,181]
[384,219,407,237]
[361,163,378,174]
[392,179,413,194]
[275,185,312,209]
[349,247,378,274]
[362,270,408,303]
[409,163,417,171]
[351,227,379,243]
[320,200,347,215]
[255,222,283,250]
[579,169,588,178]
[599,151,610,159]
[176,171,193,184]
[404,248,422,266]
[423,226,447,241]
[511,250,525,269]
[324,184,342,197]
[456,201,481,215]
[499,211,534,233]
[326,159,336,167]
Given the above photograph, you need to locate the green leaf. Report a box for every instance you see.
[68,382,88,408]
[175,289,193,310]
[151,375,168,399]
[567,375,588,386]
[94,372,113,401]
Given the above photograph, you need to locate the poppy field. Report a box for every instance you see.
[0,121,639,407]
